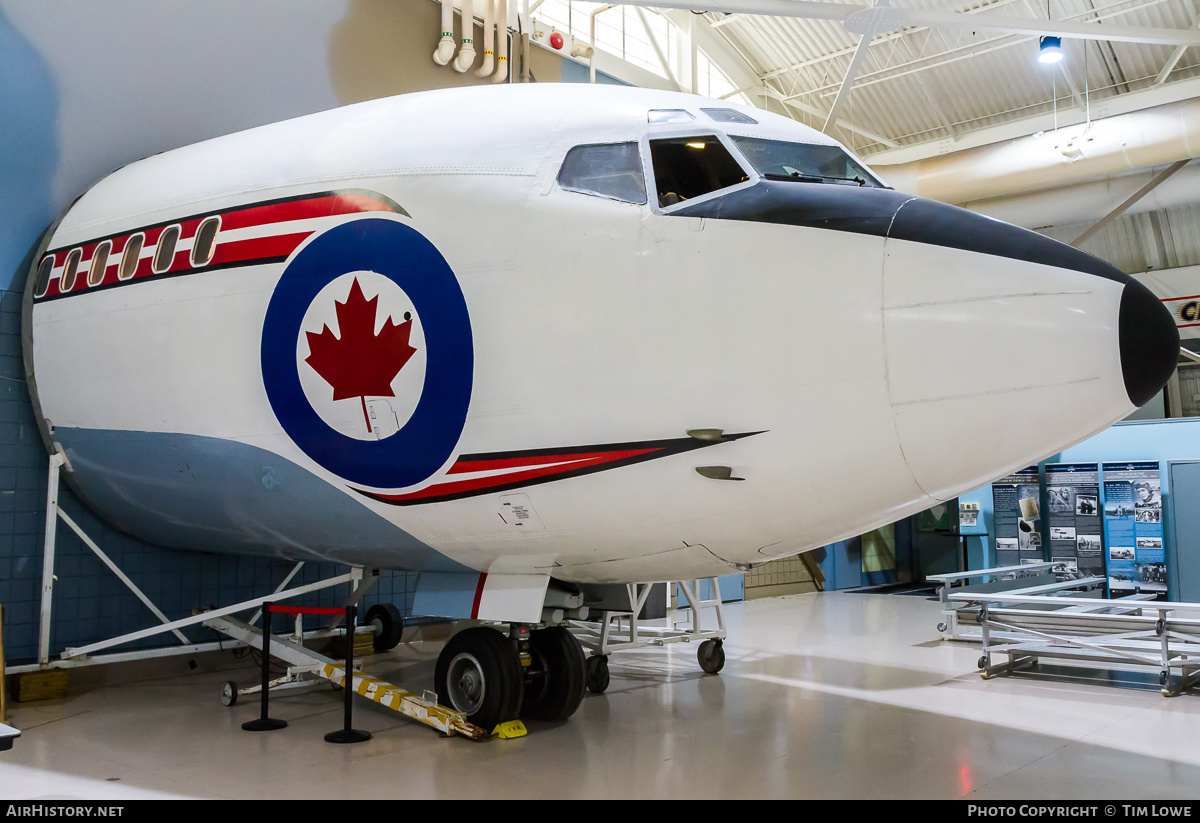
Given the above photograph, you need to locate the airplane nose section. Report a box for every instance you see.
[1119,277,1179,407]
[881,208,1144,500]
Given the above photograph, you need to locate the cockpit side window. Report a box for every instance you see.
[730,136,883,188]
[557,142,648,205]
[649,135,749,208]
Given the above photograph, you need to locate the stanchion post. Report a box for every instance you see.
[325,603,370,744]
[242,602,287,732]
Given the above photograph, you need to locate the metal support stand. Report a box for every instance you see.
[242,603,287,732]
[947,584,1200,698]
[16,446,361,674]
[568,578,727,656]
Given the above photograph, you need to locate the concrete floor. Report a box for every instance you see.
[4,590,1200,799]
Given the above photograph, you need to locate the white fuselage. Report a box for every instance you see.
[25,84,1151,585]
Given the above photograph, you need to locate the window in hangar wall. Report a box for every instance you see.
[534,1,680,79]
[532,1,750,106]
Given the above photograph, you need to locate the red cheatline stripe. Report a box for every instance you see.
[208,233,312,267]
[375,449,662,502]
[270,605,346,615]
[219,194,392,232]
[471,573,488,619]
[448,447,659,475]
[1164,294,1200,302]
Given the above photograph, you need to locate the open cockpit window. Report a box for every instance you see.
[649,135,749,208]
[730,136,883,187]
[558,142,647,205]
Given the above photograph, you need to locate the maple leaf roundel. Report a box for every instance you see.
[261,216,473,490]
[298,272,426,441]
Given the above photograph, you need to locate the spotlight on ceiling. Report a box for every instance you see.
[1039,35,1064,64]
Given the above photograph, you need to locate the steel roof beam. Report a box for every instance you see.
[822,33,873,133]
[1154,15,1200,85]
[614,0,1200,47]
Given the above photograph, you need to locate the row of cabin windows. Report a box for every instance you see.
[36,216,220,297]
[557,129,881,209]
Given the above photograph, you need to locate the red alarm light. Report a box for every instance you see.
[550,31,564,49]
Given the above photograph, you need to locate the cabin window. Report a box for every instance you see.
[730,136,883,188]
[60,249,82,293]
[87,241,112,287]
[557,143,647,205]
[649,135,749,208]
[701,108,757,125]
[648,109,694,124]
[153,225,180,274]
[191,217,220,267]
[120,234,144,281]
[34,256,55,298]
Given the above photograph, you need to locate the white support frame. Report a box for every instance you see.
[23,446,358,673]
[567,578,727,657]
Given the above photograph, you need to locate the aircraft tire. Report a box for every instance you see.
[366,603,404,651]
[698,639,725,674]
[522,627,587,722]
[435,627,523,733]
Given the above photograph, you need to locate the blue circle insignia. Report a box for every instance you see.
[261,218,473,489]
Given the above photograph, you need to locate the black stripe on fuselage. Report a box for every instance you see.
[672,180,1128,284]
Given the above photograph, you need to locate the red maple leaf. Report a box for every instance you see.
[305,277,417,433]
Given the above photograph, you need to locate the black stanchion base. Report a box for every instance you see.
[242,718,288,732]
[324,728,371,744]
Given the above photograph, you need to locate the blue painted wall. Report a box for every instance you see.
[952,417,1200,596]
[817,417,1200,590]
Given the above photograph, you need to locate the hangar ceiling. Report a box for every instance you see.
[630,0,1200,276]
[628,0,1200,159]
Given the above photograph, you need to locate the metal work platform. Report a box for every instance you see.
[929,563,1199,696]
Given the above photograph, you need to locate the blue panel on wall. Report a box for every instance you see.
[0,8,58,292]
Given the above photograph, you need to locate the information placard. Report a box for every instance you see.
[1102,461,1166,598]
[1045,463,1103,578]
[991,466,1042,568]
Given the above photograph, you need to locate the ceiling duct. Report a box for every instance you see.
[876,97,1200,206]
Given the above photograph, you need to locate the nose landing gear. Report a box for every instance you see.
[434,626,525,733]
[522,627,587,721]
[434,623,590,732]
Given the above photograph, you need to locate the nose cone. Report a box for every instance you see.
[881,207,1139,500]
[1120,278,1179,407]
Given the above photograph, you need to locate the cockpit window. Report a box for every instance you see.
[649,135,749,208]
[730,136,883,188]
[701,108,758,125]
[558,142,647,205]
